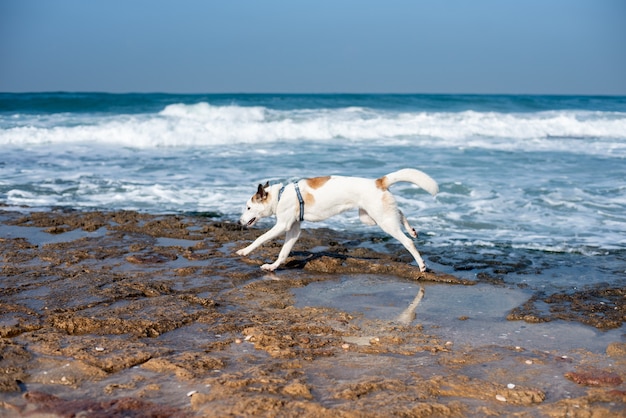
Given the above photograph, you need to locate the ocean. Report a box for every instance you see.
[1,93,626,287]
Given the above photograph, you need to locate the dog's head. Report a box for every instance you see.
[239,181,273,227]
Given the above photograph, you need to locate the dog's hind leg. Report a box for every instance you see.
[377,217,427,272]
[400,210,418,238]
[261,222,301,271]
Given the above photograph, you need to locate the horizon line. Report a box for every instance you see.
[2,91,626,98]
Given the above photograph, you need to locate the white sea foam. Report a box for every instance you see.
[1,103,625,157]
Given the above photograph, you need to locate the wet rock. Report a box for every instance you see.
[0,340,30,392]
[334,378,408,401]
[282,381,313,399]
[142,354,224,380]
[28,358,107,387]
[538,390,626,417]
[508,286,626,330]
[0,305,41,338]
[300,252,474,284]
[126,253,177,264]
[565,369,623,387]
[545,286,625,330]
[435,375,545,406]
[22,332,162,374]
[607,342,626,359]
[13,391,192,417]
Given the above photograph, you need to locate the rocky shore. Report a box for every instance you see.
[1,209,624,417]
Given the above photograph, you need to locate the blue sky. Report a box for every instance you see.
[1,0,625,94]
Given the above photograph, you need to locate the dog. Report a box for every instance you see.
[237,168,438,272]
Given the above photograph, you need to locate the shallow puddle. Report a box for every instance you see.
[0,223,107,246]
[293,275,625,353]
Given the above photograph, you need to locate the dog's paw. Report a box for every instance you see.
[260,263,278,271]
[236,248,248,256]
[409,228,418,239]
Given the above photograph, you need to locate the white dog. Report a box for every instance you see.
[237,168,438,272]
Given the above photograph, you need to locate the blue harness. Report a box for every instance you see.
[277,182,305,222]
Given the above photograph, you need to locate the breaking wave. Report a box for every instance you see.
[1,102,625,156]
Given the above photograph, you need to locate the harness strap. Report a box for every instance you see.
[294,182,305,222]
[277,182,304,222]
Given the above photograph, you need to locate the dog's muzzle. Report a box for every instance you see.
[240,217,256,227]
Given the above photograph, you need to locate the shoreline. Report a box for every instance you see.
[1,208,624,416]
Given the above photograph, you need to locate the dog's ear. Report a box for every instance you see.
[256,183,268,200]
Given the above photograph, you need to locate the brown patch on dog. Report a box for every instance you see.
[306,176,331,189]
[304,192,315,206]
[376,176,389,191]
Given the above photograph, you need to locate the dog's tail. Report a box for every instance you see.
[380,169,439,196]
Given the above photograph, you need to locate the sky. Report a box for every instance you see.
[1,0,625,95]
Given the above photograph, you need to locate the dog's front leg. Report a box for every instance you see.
[236,223,288,257]
[261,222,301,271]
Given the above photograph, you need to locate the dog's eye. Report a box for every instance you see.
[247,206,251,211]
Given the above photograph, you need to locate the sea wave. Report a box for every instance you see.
[1,102,625,156]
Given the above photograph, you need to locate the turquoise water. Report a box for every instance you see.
[1,93,625,258]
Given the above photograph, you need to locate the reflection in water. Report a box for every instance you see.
[395,286,425,325]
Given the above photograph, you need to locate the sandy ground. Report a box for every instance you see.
[0,209,624,417]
